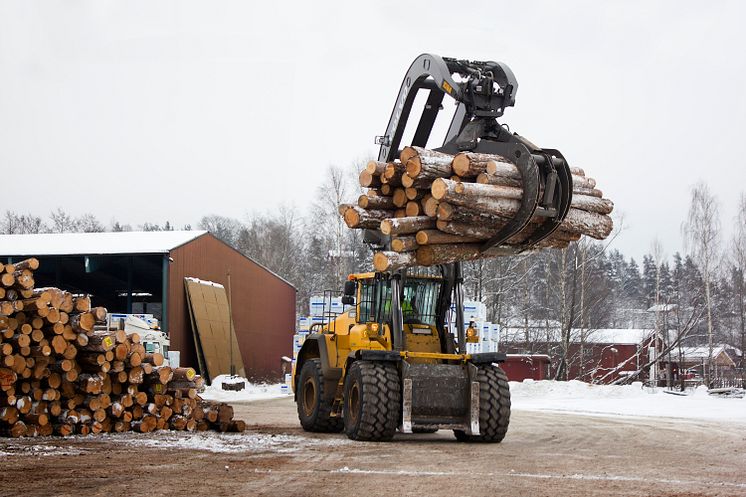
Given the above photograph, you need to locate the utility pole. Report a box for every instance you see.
[227,270,235,377]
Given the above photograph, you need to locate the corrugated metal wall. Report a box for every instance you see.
[168,234,296,380]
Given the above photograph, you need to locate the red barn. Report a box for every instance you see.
[0,231,296,380]
[500,325,655,384]
[502,354,551,381]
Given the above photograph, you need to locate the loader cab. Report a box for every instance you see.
[344,273,445,359]
[354,274,441,326]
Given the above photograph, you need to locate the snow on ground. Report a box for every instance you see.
[111,431,351,454]
[510,380,746,423]
[199,375,290,403]
[0,445,85,457]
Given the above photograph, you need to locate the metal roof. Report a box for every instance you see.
[0,230,208,256]
[501,327,656,345]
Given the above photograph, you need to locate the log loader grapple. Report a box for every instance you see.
[293,54,572,442]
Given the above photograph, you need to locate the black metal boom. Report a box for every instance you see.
[376,53,572,254]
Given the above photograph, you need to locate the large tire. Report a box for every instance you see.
[343,361,400,441]
[297,359,343,433]
[454,364,510,443]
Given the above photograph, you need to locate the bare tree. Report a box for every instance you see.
[111,220,132,232]
[313,165,356,291]
[49,208,77,233]
[76,213,105,233]
[731,193,746,388]
[198,214,243,247]
[650,237,667,387]
[682,182,721,387]
[0,211,45,234]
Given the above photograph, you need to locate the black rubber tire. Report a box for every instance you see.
[454,364,511,443]
[297,359,343,433]
[343,361,400,442]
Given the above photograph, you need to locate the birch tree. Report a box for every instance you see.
[731,193,746,388]
[682,182,721,387]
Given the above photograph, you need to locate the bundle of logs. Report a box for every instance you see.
[341,146,614,271]
[0,258,245,437]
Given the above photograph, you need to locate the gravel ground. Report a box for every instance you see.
[0,396,744,497]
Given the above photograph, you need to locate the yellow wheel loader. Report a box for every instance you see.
[293,54,572,441]
[294,268,510,442]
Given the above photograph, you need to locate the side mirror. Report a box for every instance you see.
[343,280,356,297]
[341,295,354,305]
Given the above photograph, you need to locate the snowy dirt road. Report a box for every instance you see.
[1,396,744,497]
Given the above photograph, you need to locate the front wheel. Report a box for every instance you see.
[343,361,400,441]
[454,364,510,443]
[297,359,343,433]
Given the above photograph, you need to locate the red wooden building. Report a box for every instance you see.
[0,231,296,380]
[500,326,655,383]
[502,354,551,381]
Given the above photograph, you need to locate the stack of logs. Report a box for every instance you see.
[342,146,614,271]
[0,258,245,437]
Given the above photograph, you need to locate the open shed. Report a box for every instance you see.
[0,231,296,380]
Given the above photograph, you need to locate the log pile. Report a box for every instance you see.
[0,258,245,437]
[342,146,614,270]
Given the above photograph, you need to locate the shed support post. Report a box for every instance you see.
[126,256,133,313]
[162,254,169,334]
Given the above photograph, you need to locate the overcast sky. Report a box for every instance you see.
[1,1,745,262]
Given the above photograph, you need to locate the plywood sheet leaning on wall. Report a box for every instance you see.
[184,277,246,382]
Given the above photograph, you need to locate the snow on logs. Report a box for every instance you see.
[347,147,614,270]
[0,259,244,437]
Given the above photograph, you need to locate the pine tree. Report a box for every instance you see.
[641,254,657,309]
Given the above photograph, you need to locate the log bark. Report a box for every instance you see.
[358,170,382,188]
[365,160,387,175]
[437,202,505,226]
[571,195,614,215]
[143,353,164,367]
[358,194,395,210]
[400,175,435,189]
[402,146,454,179]
[73,296,91,313]
[452,152,513,178]
[415,230,481,245]
[432,179,524,218]
[90,307,108,323]
[11,258,39,272]
[82,333,117,352]
[561,208,614,240]
[379,168,403,186]
[391,236,418,253]
[373,251,417,272]
[416,243,522,266]
[380,216,436,236]
[432,177,523,202]
[436,220,500,239]
[70,313,96,333]
[343,206,392,229]
[383,161,405,181]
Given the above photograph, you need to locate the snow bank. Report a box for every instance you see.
[510,379,746,423]
[199,375,291,403]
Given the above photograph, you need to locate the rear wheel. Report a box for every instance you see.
[343,361,400,441]
[297,359,343,433]
[454,364,510,443]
